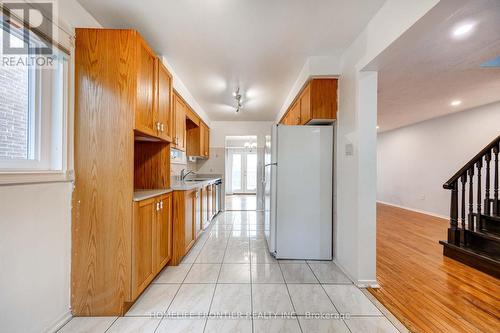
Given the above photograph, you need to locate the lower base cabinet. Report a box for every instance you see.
[132,193,172,300]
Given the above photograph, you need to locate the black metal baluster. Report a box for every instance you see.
[476,159,483,231]
[468,168,475,231]
[485,152,491,216]
[461,174,467,245]
[494,145,499,216]
[449,181,459,245]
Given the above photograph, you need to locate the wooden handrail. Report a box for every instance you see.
[443,135,500,189]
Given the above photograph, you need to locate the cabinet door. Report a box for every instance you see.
[157,61,173,142]
[204,125,210,158]
[202,186,208,228]
[207,186,213,221]
[135,37,157,137]
[299,84,311,125]
[132,198,155,299]
[200,123,210,158]
[194,190,202,237]
[184,190,195,252]
[155,194,172,273]
[174,94,186,151]
[212,184,217,217]
[289,101,301,125]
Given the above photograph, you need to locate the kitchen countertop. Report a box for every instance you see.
[170,176,222,191]
[133,189,174,202]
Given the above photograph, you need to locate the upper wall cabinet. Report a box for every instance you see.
[173,91,186,151]
[157,61,173,142]
[135,37,157,137]
[280,78,338,125]
[134,36,173,142]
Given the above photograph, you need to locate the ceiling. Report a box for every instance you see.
[371,0,500,132]
[76,0,385,121]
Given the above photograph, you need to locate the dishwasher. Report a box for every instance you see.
[215,179,222,215]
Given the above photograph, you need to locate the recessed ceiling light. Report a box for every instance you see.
[452,22,476,39]
[451,100,462,106]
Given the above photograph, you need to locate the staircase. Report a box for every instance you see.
[440,135,500,278]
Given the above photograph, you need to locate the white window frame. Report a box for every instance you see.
[0,46,70,184]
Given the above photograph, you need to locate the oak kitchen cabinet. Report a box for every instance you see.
[186,120,210,158]
[173,91,186,151]
[280,78,338,125]
[134,34,173,141]
[132,193,172,300]
[156,61,173,142]
[172,189,201,264]
[73,28,174,316]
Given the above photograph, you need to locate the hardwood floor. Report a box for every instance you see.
[370,203,500,333]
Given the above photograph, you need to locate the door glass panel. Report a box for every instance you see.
[232,153,242,191]
[246,153,257,192]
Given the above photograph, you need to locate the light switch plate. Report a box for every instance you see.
[345,143,354,156]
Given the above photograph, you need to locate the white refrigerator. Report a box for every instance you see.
[264,124,333,260]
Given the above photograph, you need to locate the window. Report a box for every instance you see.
[0,22,68,173]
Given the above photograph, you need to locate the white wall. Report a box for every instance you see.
[378,101,500,218]
[0,1,100,332]
[334,0,440,286]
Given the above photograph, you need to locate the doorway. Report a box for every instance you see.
[225,136,258,211]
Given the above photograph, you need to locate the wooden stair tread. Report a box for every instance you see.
[440,241,500,261]
[468,229,500,242]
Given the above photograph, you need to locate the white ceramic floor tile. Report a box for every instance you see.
[250,238,268,250]
[323,285,382,316]
[344,317,399,333]
[106,317,160,333]
[58,317,116,333]
[155,318,206,333]
[126,284,179,316]
[154,264,192,284]
[287,284,337,316]
[278,260,305,264]
[204,319,252,333]
[298,317,351,333]
[195,247,226,263]
[181,248,201,263]
[224,245,251,263]
[167,284,216,315]
[252,318,301,333]
[250,248,278,264]
[227,238,250,248]
[218,264,251,283]
[252,284,294,315]
[251,264,284,283]
[308,262,351,284]
[184,264,221,283]
[280,264,318,283]
[210,284,252,314]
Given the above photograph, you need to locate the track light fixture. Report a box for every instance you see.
[234,88,243,113]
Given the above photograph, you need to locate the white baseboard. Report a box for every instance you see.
[377,201,448,220]
[332,259,379,288]
[44,311,72,333]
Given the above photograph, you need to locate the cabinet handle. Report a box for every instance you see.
[160,201,163,209]
[156,202,160,211]
[156,122,161,132]
[161,123,164,132]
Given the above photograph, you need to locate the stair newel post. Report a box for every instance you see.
[448,181,459,245]
[468,168,475,231]
[476,159,483,230]
[494,144,499,216]
[485,152,491,216]
[460,175,467,245]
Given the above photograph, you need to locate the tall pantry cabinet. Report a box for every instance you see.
[72,28,172,316]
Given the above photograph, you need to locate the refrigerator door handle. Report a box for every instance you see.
[265,163,277,167]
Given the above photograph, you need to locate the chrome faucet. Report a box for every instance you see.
[180,169,196,181]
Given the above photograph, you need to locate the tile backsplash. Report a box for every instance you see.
[170,148,198,177]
